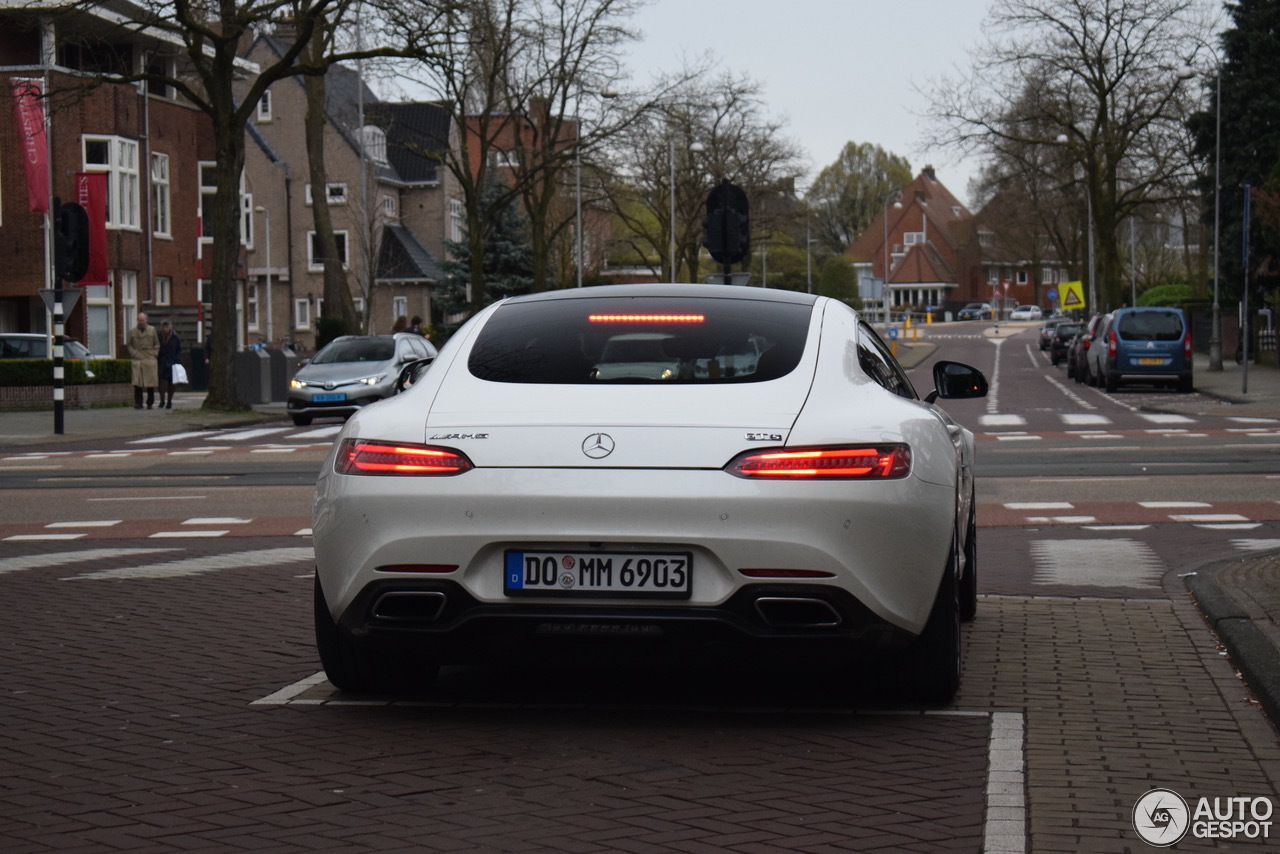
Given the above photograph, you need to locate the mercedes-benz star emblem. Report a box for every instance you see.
[582,433,615,459]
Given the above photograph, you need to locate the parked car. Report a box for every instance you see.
[957,302,993,321]
[1039,318,1066,350]
[287,333,437,426]
[1010,305,1042,321]
[1083,313,1116,386]
[312,284,989,701]
[0,332,94,361]
[1095,306,1193,393]
[1069,314,1105,384]
[1049,322,1084,366]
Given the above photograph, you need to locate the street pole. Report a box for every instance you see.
[1209,70,1224,371]
[255,206,273,345]
[1242,184,1251,394]
[668,139,675,282]
[575,150,583,287]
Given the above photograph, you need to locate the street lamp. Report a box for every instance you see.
[254,205,272,345]
[669,138,705,282]
[1209,68,1224,371]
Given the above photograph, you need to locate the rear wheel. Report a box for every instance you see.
[313,574,438,694]
[904,541,961,704]
[291,414,313,426]
[1178,374,1194,393]
[1105,371,1119,393]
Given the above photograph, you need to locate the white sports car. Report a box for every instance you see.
[313,285,987,701]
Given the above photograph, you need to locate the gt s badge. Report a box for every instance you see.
[745,432,783,442]
[429,433,489,440]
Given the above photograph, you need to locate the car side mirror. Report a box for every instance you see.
[925,360,988,403]
[394,357,435,394]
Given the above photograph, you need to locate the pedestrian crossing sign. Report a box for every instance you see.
[1060,280,1087,311]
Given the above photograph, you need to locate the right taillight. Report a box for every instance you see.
[1108,330,1118,358]
[336,439,473,476]
[1184,331,1193,360]
[725,444,911,480]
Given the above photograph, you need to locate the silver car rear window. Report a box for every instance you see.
[468,297,813,384]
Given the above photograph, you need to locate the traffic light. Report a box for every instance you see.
[702,180,750,265]
[55,201,90,284]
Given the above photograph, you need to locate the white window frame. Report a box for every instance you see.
[119,271,138,337]
[154,275,171,307]
[1016,270,1028,285]
[903,232,925,246]
[449,198,465,243]
[83,135,141,230]
[294,298,311,331]
[151,152,170,238]
[382,194,397,217]
[392,295,408,322]
[307,230,349,271]
[257,88,272,122]
[199,161,216,239]
[305,183,349,206]
[246,282,259,330]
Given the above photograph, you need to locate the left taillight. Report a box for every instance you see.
[725,444,911,480]
[336,439,473,476]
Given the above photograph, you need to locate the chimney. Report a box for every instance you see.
[923,164,937,181]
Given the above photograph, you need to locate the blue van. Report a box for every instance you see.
[1099,307,1192,393]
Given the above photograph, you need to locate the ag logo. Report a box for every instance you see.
[1133,788,1190,847]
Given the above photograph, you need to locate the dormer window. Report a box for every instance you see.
[361,125,388,165]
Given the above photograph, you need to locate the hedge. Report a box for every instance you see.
[0,359,131,386]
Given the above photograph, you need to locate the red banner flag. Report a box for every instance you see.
[11,78,49,214]
[74,172,109,285]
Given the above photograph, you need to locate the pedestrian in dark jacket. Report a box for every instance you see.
[156,320,182,410]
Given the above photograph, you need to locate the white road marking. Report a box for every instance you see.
[168,450,213,456]
[66,546,314,580]
[1138,413,1195,424]
[1234,539,1280,551]
[290,426,343,440]
[5,533,86,541]
[1061,413,1111,425]
[1139,501,1211,509]
[984,712,1027,854]
[1005,502,1074,510]
[183,517,251,525]
[148,530,228,539]
[982,414,1027,427]
[217,427,294,442]
[1026,516,1098,525]
[1168,514,1251,523]
[1030,539,1163,587]
[45,520,122,528]
[0,547,177,575]
[90,495,206,501]
[129,431,211,444]
[294,528,313,536]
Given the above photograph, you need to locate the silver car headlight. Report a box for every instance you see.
[357,374,386,386]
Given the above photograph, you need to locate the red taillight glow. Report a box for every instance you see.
[1184,332,1193,359]
[376,564,458,573]
[738,569,836,578]
[337,439,473,475]
[588,314,705,323]
[1108,330,1117,358]
[726,445,911,479]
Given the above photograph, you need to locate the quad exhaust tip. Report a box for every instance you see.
[372,591,447,622]
[754,596,842,629]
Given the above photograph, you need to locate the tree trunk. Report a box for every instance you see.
[204,120,250,410]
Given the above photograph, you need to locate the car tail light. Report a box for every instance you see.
[336,439,473,475]
[1108,330,1117,359]
[1184,331,1193,360]
[725,445,911,479]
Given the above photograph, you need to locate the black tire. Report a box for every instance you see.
[1105,371,1118,393]
[1178,375,1194,393]
[313,574,438,694]
[1066,357,1076,379]
[905,541,961,704]
[959,506,978,623]
[291,414,313,426]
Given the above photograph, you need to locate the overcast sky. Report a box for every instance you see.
[621,0,995,207]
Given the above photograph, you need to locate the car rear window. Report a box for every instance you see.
[468,296,813,384]
[1055,323,1083,338]
[312,339,395,364]
[1117,310,1184,341]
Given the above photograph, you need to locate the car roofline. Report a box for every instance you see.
[499,283,820,307]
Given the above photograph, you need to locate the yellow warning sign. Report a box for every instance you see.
[1060,280,1087,312]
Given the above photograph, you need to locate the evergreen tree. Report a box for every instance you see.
[1190,0,1280,299]
[438,178,536,324]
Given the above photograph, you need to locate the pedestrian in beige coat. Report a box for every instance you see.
[127,312,160,409]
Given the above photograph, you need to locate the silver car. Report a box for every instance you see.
[287,333,437,426]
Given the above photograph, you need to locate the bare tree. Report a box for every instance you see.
[928,0,1211,309]
[806,142,913,256]
[606,69,804,283]
[45,0,421,408]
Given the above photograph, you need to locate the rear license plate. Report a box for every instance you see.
[505,550,692,598]
[312,392,347,402]
[1136,358,1165,366]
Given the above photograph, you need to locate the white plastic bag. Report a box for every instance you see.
[172,363,189,384]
